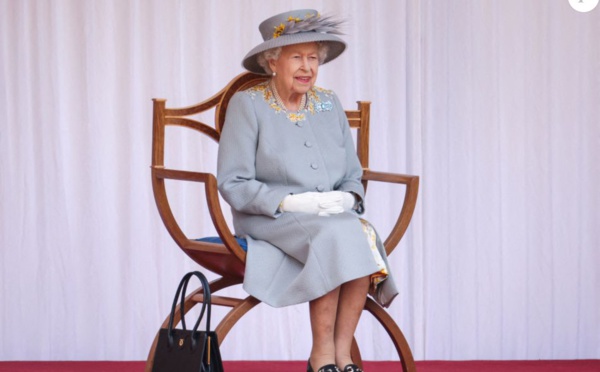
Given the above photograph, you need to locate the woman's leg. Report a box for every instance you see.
[334,275,370,368]
[309,287,341,370]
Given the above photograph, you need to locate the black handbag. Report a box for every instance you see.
[152,271,224,372]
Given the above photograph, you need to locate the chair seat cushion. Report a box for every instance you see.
[195,236,248,252]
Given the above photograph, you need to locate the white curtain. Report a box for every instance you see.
[1,0,598,361]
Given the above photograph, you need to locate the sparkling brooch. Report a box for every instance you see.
[314,101,333,112]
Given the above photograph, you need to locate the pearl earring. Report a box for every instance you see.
[272,72,277,77]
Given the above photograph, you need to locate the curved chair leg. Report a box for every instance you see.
[364,298,416,372]
[146,288,415,372]
[214,295,261,343]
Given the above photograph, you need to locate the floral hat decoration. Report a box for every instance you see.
[242,9,346,74]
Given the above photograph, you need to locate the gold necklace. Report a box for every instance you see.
[270,80,306,112]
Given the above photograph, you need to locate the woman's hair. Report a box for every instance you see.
[257,42,330,75]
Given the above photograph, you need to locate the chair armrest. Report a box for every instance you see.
[361,169,419,255]
[151,166,246,262]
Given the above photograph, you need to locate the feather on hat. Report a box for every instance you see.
[242,9,346,74]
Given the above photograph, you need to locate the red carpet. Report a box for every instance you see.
[0,360,599,371]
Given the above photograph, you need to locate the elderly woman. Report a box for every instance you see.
[217,9,398,372]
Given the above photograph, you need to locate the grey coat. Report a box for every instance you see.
[217,82,398,308]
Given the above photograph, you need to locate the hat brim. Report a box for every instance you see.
[242,33,346,75]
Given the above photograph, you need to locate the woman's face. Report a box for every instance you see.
[269,42,320,99]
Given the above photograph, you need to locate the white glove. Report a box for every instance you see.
[280,192,344,216]
[317,191,356,212]
[315,192,344,216]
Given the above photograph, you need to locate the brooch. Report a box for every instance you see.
[314,101,333,112]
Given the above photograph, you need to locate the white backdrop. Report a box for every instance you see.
[1,0,599,362]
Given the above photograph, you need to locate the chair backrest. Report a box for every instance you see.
[150,72,377,277]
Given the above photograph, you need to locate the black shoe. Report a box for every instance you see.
[307,360,341,372]
[342,364,364,372]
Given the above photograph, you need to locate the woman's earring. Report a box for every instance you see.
[272,72,277,77]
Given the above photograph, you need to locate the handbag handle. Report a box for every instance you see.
[166,271,212,348]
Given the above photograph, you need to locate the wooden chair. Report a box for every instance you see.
[147,72,419,372]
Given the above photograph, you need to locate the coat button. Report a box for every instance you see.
[316,185,325,192]
[304,141,312,148]
[310,163,319,169]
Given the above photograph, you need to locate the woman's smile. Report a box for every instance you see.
[296,76,312,84]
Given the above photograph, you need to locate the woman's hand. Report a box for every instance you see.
[280,191,355,216]
[281,192,343,216]
[318,191,356,212]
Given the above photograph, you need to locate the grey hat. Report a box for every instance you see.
[242,9,346,74]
